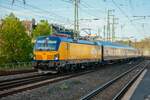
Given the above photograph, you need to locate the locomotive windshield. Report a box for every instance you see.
[34,39,58,51]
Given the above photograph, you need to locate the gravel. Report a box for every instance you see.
[0,72,38,82]
[0,60,141,100]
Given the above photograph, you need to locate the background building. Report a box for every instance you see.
[22,19,35,36]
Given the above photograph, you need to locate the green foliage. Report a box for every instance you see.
[59,83,69,90]
[117,38,150,48]
[117,40,130,45]
[70,80,82,85]
[0,13,33,64]
[134,37,150,53]
[32,20,52,39]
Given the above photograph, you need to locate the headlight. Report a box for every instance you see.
[54,56,58,60]
[54,54,59,60]
[33,54,36,60]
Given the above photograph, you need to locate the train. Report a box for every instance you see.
[32,35,141,73]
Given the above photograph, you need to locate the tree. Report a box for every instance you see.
[32,20,52,39]
[0,13,33,63]
[135,37,150,51]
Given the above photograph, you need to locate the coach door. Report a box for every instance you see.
[101,45,104,61]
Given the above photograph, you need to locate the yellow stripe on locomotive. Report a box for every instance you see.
[33,37,102,61]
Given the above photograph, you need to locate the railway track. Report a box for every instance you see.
[0,59,144,99]
[80,60,149,100]
[0,69,36,76]
[0,68,97,98]
[0,73,52,91]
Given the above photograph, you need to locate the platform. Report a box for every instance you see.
[129,64,150,100]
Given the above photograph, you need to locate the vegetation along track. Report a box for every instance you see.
[80,60,149,100]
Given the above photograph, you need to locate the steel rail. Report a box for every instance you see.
[0,74,53,91]
[113,61,149,100]
[0,69,96,98]
[80,61,147,100]
[0,72,41,83]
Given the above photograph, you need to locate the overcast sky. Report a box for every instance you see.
[0,0,150,40]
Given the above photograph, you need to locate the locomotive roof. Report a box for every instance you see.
[36,36,136,50]
[36,36,95,45]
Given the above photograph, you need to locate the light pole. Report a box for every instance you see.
[73,0,80,39]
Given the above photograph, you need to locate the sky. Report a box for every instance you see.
[0,0,150,41]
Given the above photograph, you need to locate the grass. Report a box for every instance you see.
[58,80,82,90]
[0,62,33,71]
[70,80,82,85]
[59,82,70,90]
[48,80,83,94]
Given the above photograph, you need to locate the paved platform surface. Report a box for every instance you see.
[131,63,150,100]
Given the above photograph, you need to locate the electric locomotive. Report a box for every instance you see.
[33,35,102,73]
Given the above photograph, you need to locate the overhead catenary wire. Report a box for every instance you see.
[62,0,105,37]
[15,0,71,21]
[0,4,57,23]
[129,0,134,10]
[61,0,105,20]
[81,0,105,13]
[111,0,143,36]
[0,0,73,27]
[4,0,72,24]
[0,5,39,17]
[12,0,26,5]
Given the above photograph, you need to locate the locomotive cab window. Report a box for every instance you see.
[34,39,58,51]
